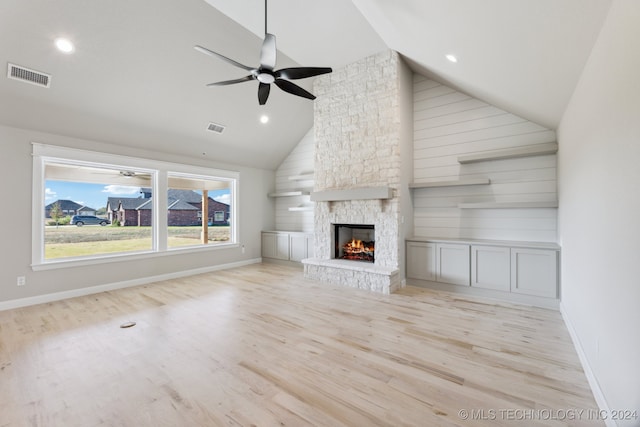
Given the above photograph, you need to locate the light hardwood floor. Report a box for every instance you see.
[0,263,601,426]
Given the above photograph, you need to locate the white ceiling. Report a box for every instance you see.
[0,0,612,169]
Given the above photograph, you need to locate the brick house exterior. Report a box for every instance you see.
[106,188,229,226]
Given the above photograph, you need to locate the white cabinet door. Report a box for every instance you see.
[275,234,290,260]
[261,233,277,259]
[406,242,436,281]
[471,245,510,291]
[510,248,558,298]
[306,234,314,259]
[289,234,308,262]
[262,232,290,260]
[436,243,470,286]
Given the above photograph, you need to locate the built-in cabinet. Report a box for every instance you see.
[406,241,436,281]
[436,243,470,286]
[406,237,560,307]
[471,245,511,292]
[262,231,314,263]
[510,247,558,298]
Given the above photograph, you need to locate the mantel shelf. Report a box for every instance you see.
[410,178,490,189]
[288,173,314,181]
[458,201,558,209]
[310,186,393,202]
[457,142,558,164]
[288,205,314,212]
[268,191,311,198]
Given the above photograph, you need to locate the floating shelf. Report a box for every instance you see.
[288,205,314,212]
[457,142,558,164]
[409,178,490,189]
[268,191,311,198]
[288,173,314,181]
[310,186,393,202]
[458,201,558,209]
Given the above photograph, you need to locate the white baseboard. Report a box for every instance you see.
[560,302,617,427]
[0,258,262,312]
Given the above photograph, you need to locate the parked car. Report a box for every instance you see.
[70,215,110,226]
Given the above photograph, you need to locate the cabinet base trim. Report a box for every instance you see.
[407,278,559,310]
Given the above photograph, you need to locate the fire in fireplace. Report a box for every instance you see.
[334,224,374,263]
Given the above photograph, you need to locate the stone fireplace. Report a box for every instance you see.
[302,50,414,294]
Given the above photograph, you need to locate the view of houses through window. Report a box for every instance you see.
[42,159,234,261]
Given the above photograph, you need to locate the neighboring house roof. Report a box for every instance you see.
[45,199,83,211]
[77,205,96,212]
[139,188,229,208]
[108,189,229,212]
[168,199,199,210]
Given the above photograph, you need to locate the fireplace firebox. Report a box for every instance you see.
[334,224,375,263]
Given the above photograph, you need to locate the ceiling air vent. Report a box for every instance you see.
[7,63,51,88]
[207,122,225,134]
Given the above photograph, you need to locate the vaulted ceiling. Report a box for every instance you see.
[0,0,612,169]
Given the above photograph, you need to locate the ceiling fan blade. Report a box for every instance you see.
[206,75,255,86]
[258,82,271,105]
[275,67,333,80]
[194,45,254,72]
[260,33,277,71]
[274,79,316,100]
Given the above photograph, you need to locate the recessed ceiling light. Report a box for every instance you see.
[55,38,74,54]
[446,54,458,63]
[260,115,269,124]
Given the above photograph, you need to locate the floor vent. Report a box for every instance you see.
[7,63,51,88]
[207,122,225,134]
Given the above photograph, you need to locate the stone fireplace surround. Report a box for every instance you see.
[301,49,413,295]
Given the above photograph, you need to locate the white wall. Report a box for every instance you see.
[558,0,640,424]
[0,123,274,305]
[273,128,314,232]
[413,76,558,242]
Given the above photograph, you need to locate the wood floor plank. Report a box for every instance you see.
[0,263,602,426]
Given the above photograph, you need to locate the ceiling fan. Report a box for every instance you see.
[195,0,332,105]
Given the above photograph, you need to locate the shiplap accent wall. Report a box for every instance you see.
[413,75,558,242]
[274,128,314,232]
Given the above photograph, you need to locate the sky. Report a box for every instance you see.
[45,180,231,210]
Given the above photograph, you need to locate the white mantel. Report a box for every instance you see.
[310,186,393,202]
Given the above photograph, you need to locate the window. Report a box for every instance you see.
[32,143,238,269]
[166,173,234,249]
[43,161,154,260]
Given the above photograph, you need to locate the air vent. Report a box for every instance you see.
[207,122,225,134]
[7,63,51,88]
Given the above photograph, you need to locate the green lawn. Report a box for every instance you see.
[44,226,230,259]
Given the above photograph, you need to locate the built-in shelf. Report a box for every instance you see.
[457,142,558,164]
[268,191,311,198]
[458,201,558,209]
[310,186,393,202]
[409,178,490,189]
[288,205,314,212]
[288,173,314,181]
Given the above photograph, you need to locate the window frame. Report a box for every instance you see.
[32,143,239,271]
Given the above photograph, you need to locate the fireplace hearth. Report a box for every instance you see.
[334,224,374,263]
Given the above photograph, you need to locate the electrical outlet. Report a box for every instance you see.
[241,245,246,254]
[17,276,26,286]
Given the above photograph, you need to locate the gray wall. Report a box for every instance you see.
[558,0,640,423]
[0,123,275,305]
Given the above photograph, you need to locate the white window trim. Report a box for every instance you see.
[32,143,239,271]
